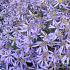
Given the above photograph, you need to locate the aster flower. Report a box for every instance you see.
[61,55,69,65]
[0,49,17,70]
[36,42,48,54]
[17,23,28,32]
[0,0,69,69]
[43,33,57,43]
[36,50,53,70]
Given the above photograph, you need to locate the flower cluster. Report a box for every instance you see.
[0,0,70,70]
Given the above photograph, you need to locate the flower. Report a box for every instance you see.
[36,50,53,69]
[43,33,57,42]
[61,55,69,65]
[0,0,69,69]
[36,42,48,54]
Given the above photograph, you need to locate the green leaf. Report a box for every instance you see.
[43,28,56,34]
[11,42,18,50]
[38,10,43,18]
[0,16,4,22]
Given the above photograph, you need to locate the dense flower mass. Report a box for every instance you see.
[0,0,70,70]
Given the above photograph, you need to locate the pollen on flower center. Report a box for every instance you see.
[43,52,49,60]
